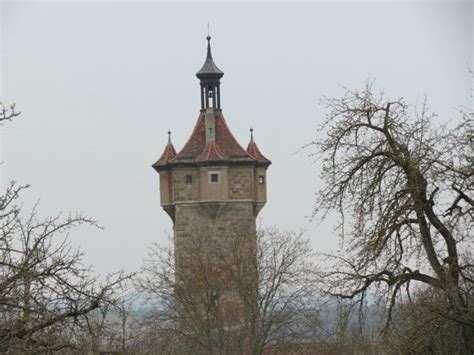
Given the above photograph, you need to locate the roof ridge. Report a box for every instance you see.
[196,140,229,162]
[215,113,255,160]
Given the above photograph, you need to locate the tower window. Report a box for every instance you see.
[185,175,193,184]
[210,291,219,307]
[209,172,220,184]
[259,176,265,184]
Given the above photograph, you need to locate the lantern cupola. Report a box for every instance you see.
[196,36,224,111]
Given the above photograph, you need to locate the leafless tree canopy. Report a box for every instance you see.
[0,104,130,351]
[136,227,319,354]
[385,286,469,354]
[0,182,130,352]
[0,102,20,122]
[309,81,473,352]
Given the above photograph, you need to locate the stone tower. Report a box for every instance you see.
[152,36,270,329]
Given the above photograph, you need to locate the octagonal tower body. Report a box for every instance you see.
[152,37,270,328]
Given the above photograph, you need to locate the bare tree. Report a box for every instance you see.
[136,227,319,354]
[0,104,130,351]
[72,289,144,353]
[309,81,473,352]
[0,182,130,352]
[0,102,20,122]
[384,285,469,354]
[384,252,474,354]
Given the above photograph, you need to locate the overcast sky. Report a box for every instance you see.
[1,1,472,275]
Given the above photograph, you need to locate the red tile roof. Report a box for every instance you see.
[196,140,229,162]
[152,142,177,171]
[170,112,256,163]
[247,140,271,165]
[153,111,271,170]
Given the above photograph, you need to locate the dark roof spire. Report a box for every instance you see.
[196,35,224,79]
[167,129,172,144]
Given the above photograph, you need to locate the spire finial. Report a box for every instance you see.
[250,127,254,141]
[167,129,172,144]
[206,23,211,44]
[206,34,212,60]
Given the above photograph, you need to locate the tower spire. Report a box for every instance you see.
[197,34,224,111]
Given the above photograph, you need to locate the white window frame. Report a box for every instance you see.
[208,171,220,184]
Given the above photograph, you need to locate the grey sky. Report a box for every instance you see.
[1,1,472,275]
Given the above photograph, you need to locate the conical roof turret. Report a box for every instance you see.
[246,128,271,166]
[152,130,177,172]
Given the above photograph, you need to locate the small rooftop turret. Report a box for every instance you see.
[152,130,177,171]
[246,128,271,165]
[196,36,224,111]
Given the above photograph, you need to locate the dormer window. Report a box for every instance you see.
[209,171,220,184]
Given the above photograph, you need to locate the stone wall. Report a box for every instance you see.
[172,168,200,202]
[228,167,254,200]
[160,162,268,331]
[161,165,267,206]
[174,201,257,326]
